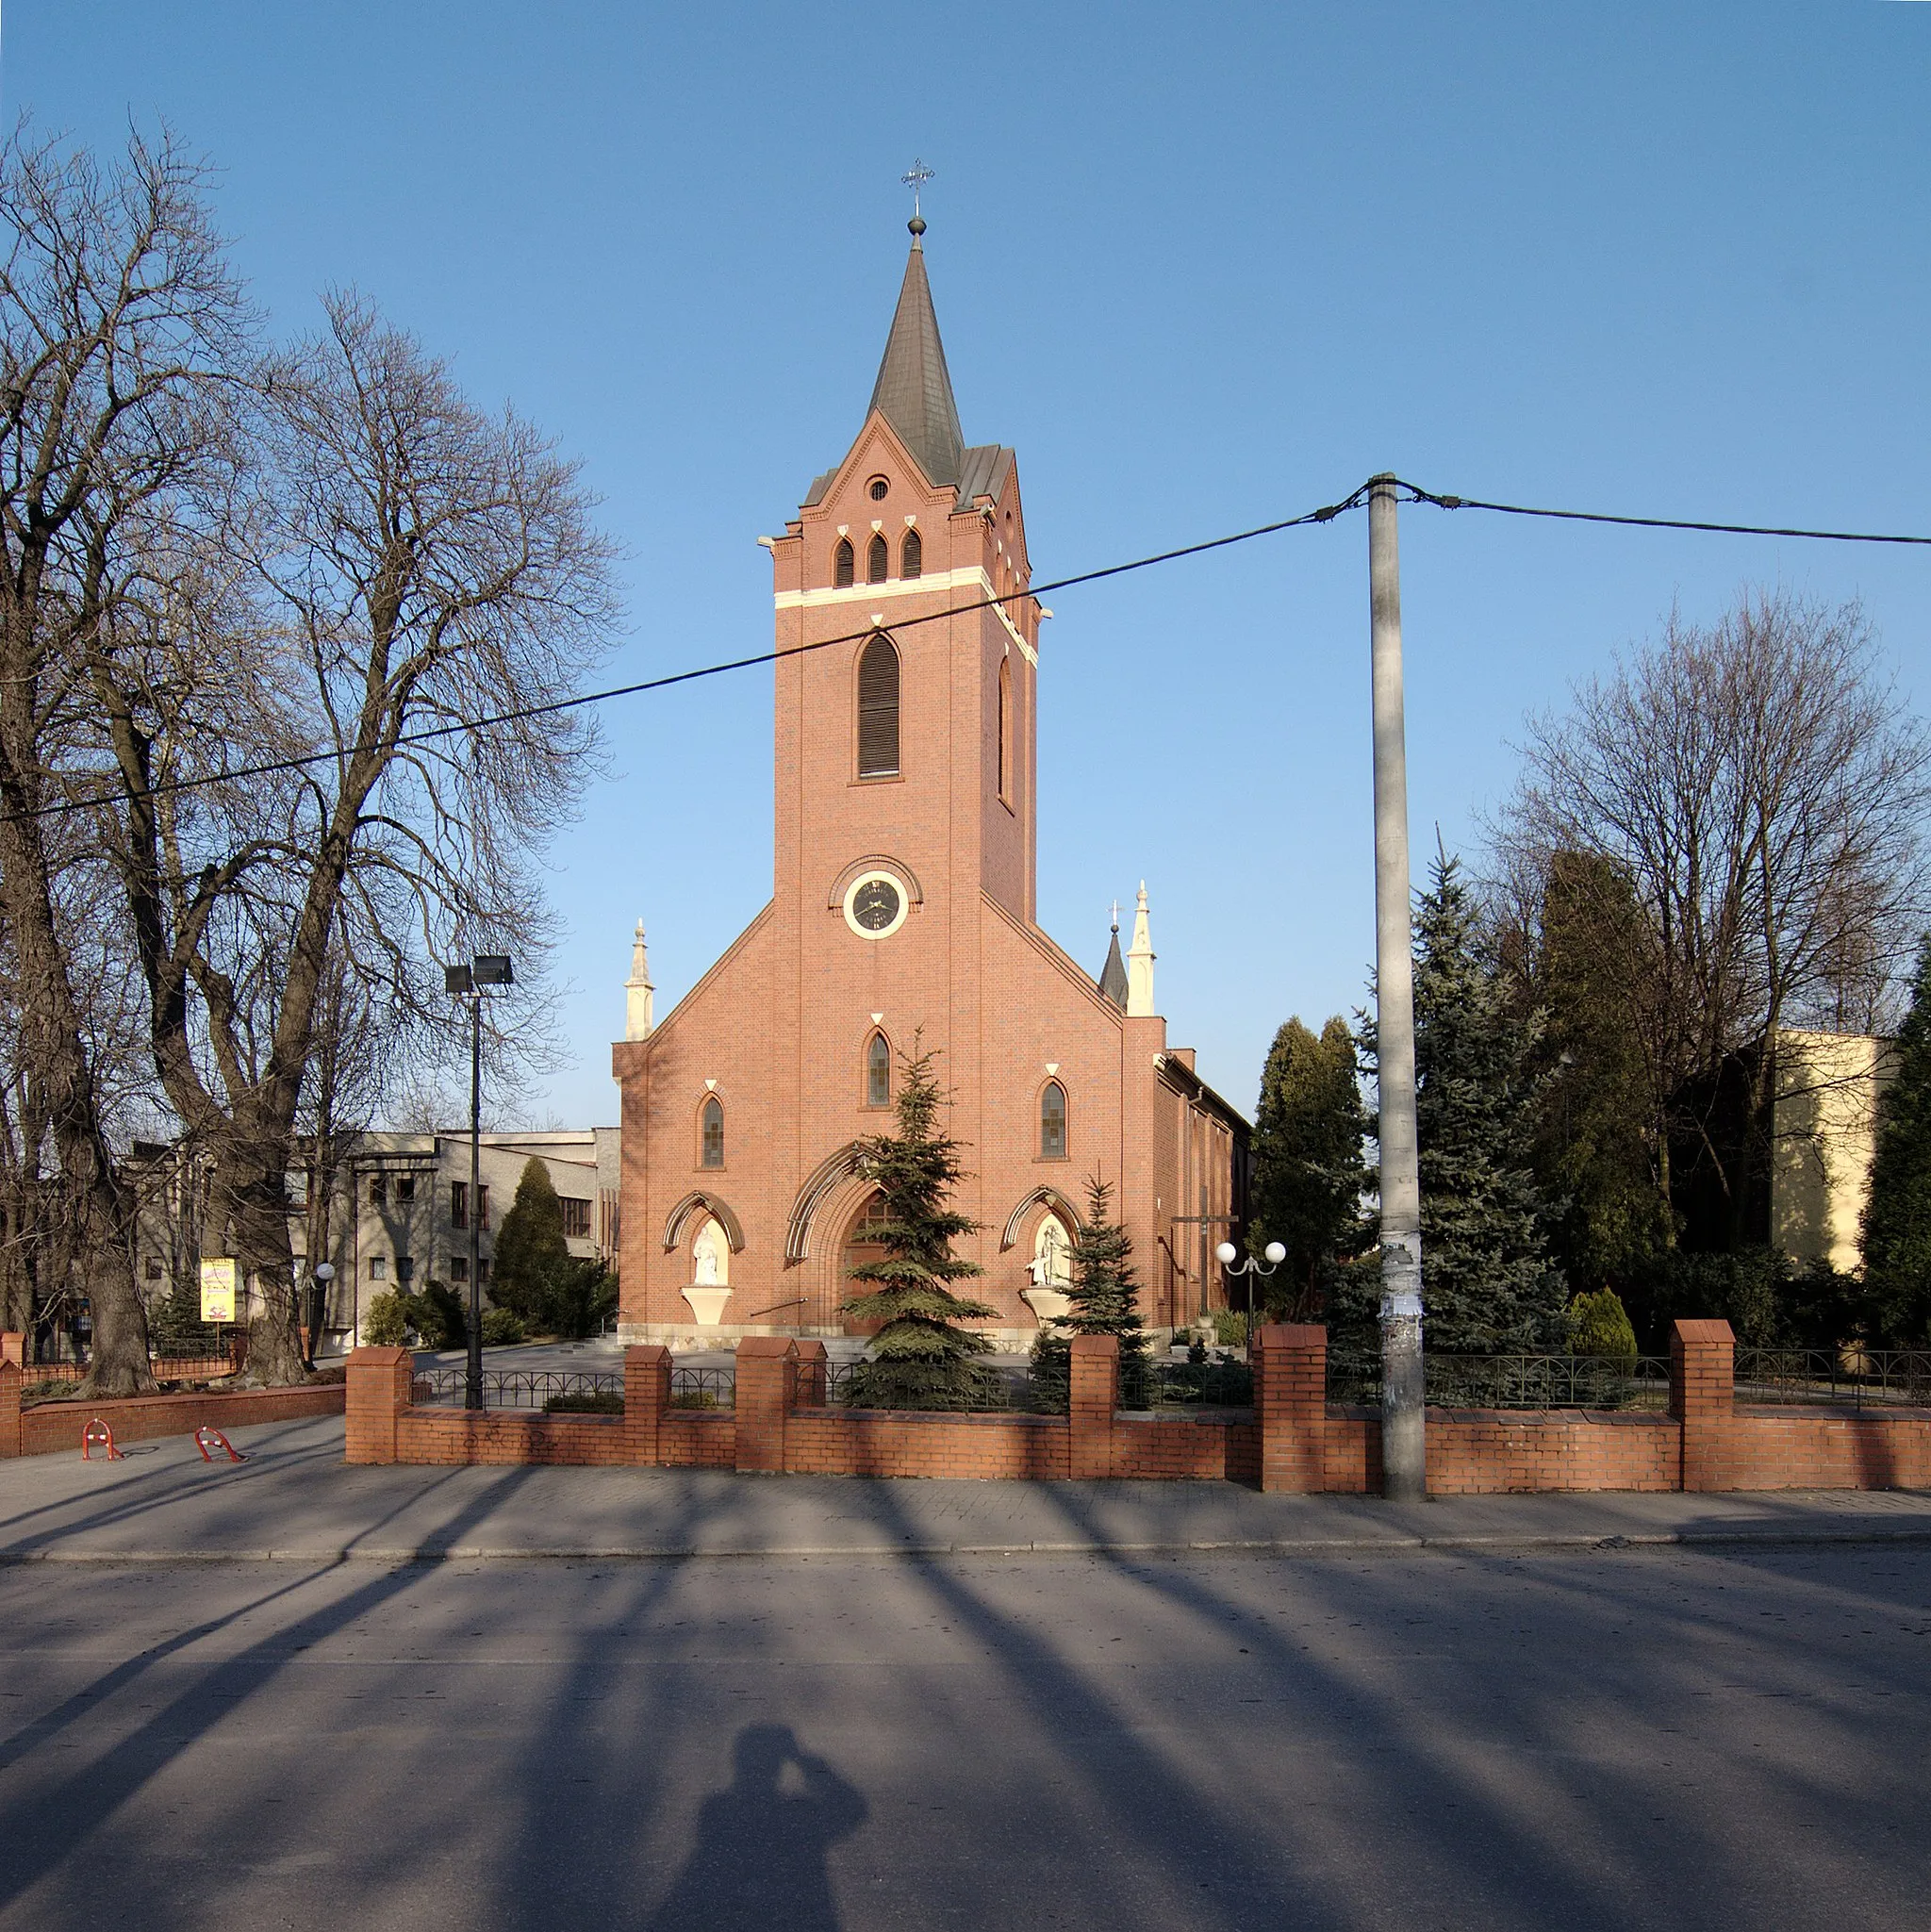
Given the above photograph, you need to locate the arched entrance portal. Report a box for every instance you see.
[837,1191,892,1335]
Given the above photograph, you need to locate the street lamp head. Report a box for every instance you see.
[445,963,473,995]
[472,954,514,986]
[1263,1242,1287,1264]
[1214,1241,1237,1265]
[312,1262,336,1284]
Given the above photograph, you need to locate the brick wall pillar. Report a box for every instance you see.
[0,1331,24,1369]
[793,1338,829,1409]
[735,1337,798,1474]
[344,1346,413,1464]
[1672,1318,1735,1493]
[1254,1322,1328,1494]
[623,1345,671,1465]
[0,1360,19,1459]
[1069,1334,1119,1480]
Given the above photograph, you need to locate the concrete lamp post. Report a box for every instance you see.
[1215,1241,1287,1317]
[446,953,514,1412]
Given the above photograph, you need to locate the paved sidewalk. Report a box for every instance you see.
[6,1414,1931,1561]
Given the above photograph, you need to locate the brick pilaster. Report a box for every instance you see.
[1069,1334,1119,1480]
[1254,1322,1327,1494]
[623,1345,671,1465]
[735,1336,798,1474]
[0,1361,19,1458]
[0,1331,24,1369]
[1672,1318,1735,1492]
[344,1346,413,1464]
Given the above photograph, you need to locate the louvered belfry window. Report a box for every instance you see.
[902,528,922,578]
[833,538,854,588]
[857,635,899,777]
[867,533,889,584]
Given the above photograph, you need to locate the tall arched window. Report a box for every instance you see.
[866,1032,892,1108]
[856,635,899,778]
[833,538,854,588]
[701,1096,724,1168]
[1040,1082,1067,1160]
[901,527,922,578]
[997,656,1013,805]
[867,533,889,584]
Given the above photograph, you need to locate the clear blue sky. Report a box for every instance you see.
[12,3,1930,1127]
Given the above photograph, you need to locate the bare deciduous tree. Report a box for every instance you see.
[0,126,248,1392]
[1492,590,1929,1247]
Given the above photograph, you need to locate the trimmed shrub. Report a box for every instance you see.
[362,1291,412,1347]
[1568,1287,1639,1364]
[480,1307,527,1346]
[415,1280,469,1351]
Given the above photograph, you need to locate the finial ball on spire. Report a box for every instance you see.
[908,214,926,237]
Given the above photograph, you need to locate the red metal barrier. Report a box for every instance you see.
[193,1425,245,1463]
[81,1418,124,1461]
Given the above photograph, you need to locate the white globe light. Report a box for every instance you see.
[1263,1242,1286,1264]
[1214,1241,1237,1264]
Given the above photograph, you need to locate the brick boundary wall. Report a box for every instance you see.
[0,1360,343,1459]
[339,1322,1931,1494]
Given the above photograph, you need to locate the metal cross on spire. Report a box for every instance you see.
[1109,900,1121,932]
[900,157,936,222]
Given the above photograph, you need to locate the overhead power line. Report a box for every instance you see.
[8,473,1929,831]
[1394,479,1931,548]
[2,486,1373,827]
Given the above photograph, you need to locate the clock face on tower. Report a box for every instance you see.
[843,870,908,939]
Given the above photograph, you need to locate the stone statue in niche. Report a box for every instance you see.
[693,1224,722,1285]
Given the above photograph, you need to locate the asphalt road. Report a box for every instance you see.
[0,1540,1925,1930]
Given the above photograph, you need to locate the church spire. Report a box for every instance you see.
[867,214,966,489]
[624,919,654,1042]
[1126,883,1157,1017]
[1098,900,1129,1010]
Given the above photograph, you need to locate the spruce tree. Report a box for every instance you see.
[1249,1016,1369,1316]
[841,1043,1002,1410]
[1030,1175,1151,1409]
[490,1158,572,1330]
[1863,936,1931,1344]
[1338,855,1568,1381]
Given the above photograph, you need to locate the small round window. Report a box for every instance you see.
[868,476,889,502]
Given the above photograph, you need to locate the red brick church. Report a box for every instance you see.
[612,218,1247,1345]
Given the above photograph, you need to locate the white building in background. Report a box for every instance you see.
[133,1127,621,1353]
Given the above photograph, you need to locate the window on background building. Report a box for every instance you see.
[478,1259,492,1285]
[833,537,854,587]
[145,1259,163,1282]
[478,1185,490,1230]
[866,1032,891,1107]
[451,1181,468,1229]
[856,635,899,777]
[396,1175,416,1203]
[1040,1082,1067,1160]
[867,532,889,584]
[452,1257,469,1282]
[561,1197,591,1240]
[368,1174,386,1206]
[369,1256,388,1280]
[701,1097,724,1168]
[396,1256,415,1284]
[901,527,921,578]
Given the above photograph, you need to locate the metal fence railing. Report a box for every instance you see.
[669,1366,734,1411]
[810,1360,1039,1412]
[1332,1353,1675,1412]
[1129,1359,1256,1412]
[411,1367,624,1411]
[1734,1348,1931,1410]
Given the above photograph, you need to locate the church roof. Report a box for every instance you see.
[868,233,966,488]
[800,227,1013,511]
[1098,926,1130,1009]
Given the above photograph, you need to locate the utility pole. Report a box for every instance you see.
[1369,475,1426,1501]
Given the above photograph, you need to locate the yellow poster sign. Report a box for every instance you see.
[199,1257,239,1324]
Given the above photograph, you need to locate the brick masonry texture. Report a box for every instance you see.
[1,1363,344,1459]
[340,1324,1931,1494]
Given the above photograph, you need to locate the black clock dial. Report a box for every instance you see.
[853,880,901,932]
